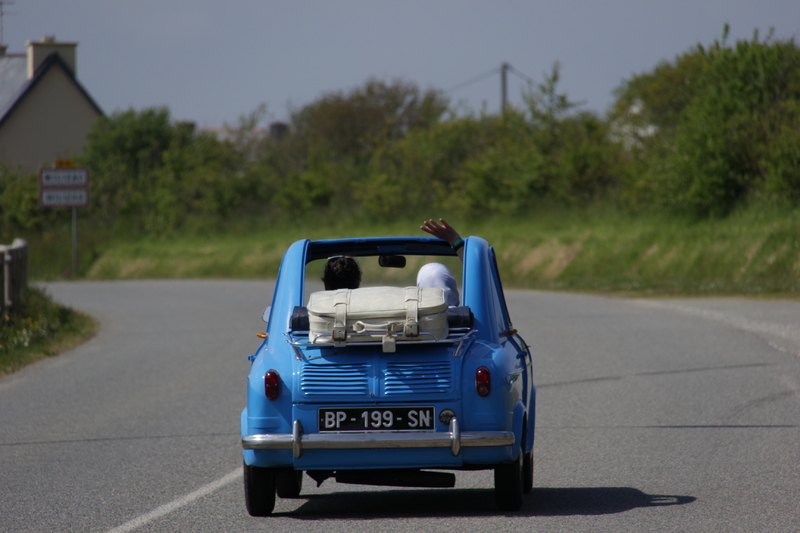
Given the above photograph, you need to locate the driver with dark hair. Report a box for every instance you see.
[322,256,361,290]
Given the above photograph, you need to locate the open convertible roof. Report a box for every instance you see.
[305,236,459,262]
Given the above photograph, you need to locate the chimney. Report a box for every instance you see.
[27,35,77,79]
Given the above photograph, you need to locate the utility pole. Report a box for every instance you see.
[501,62,509,113]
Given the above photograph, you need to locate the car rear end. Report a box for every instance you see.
[242,324,519,471]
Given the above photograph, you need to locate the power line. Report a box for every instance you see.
[507,64,535,85]
[445,66,501,94]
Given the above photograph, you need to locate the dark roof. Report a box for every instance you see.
[0,53,27,116]
[0,52,104,129]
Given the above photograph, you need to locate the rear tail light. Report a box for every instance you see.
[264,370,280,400]
[475,366,491,397]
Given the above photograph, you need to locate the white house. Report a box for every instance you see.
[0,36,103,174]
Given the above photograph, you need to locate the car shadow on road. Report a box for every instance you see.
[532,487,696,516]
[276,486,696,519]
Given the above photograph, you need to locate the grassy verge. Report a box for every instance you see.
[65,207,799,297]
[0,286,98,377]
[488,206,800,296]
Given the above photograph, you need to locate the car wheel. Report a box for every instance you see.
[523,450,534,494]
[494,450,524,511]
[243,461,276,516]
[276,469,303,498]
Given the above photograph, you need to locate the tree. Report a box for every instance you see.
[609,51,706,135]
[0,165,63,231]
[662,27,800,215]
[521,63,622,206]
[610,26,800,216]
[79,107,177,218]
[79,107,251,232]
[289,78,449,163]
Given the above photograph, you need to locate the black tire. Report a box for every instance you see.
[276,469,303,498]
[243,461,276,517]
[494,450,524,511]
[523,450,534,494]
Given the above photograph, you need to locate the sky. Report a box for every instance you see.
[3,1,799,128]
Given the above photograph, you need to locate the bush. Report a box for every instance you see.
[0,286,96,375]
[613,26,800,217]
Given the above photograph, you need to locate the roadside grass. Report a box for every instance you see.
[482,206,800,296]
[3,218,118,281]
[81,215,432,281]
[41,206,799,297]
[0,286,98,377]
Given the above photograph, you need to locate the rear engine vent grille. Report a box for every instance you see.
[384,361,453,395]
[301,363,370,396]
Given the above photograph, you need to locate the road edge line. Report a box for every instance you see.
[106,468,242,533]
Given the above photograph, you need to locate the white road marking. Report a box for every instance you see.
[106,468,242,533]
[633,300,800,356]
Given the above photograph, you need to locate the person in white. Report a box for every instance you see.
[417,218,464,307]
[417,262,460,307]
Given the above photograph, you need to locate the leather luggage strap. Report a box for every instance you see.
[332,289,349,342]
[403,286,420,337]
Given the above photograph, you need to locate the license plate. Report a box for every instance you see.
[318,406,435,432]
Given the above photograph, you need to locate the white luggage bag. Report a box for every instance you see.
[307,286,449,352]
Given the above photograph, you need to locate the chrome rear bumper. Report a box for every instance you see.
[242,417,513,458]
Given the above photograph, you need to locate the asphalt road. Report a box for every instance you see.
[1,281,798,532]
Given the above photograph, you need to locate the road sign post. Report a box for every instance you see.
[39,166,89,277]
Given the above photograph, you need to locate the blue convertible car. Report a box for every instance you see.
[241,235,535,515]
